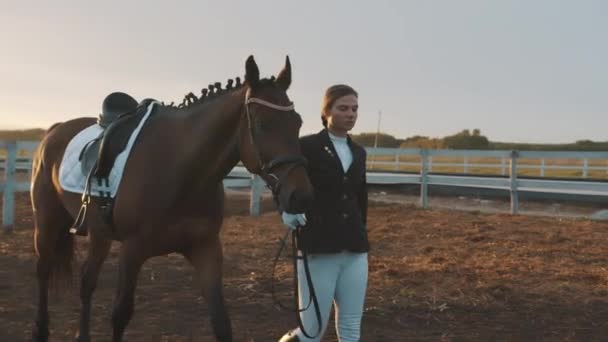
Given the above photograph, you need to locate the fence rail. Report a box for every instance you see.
[368,148,608,178]
[2,141,608,230]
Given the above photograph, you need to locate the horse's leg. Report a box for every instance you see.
[75,233,112,342]
[111,240,146,342]
[185,238,232,342]
[32,245,51,342]
[31,183,74,341]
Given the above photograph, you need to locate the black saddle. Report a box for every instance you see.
[79,93,154,180]
[99,92,139,128]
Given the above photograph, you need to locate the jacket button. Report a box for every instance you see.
[342,213,349,219]
[343,176,349,182]
[342,194,348,200]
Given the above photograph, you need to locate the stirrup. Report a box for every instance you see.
[69,166,96,236]
[69,198,90,236]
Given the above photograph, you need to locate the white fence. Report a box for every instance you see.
[366,148,608,211]
[2,141,608,231]
[367,147,608,178]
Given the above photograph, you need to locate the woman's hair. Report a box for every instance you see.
[321,84,358,128]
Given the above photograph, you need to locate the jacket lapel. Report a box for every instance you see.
[317,129,344,174]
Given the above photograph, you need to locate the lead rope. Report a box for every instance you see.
[271,226,323,340]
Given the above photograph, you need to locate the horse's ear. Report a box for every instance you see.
[245,55,260,87]
[276,55,291,91]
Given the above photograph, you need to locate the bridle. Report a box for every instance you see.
[244,94,307,204]
[244,93,323,339]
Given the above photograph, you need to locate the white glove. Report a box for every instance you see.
[281,212,307,230]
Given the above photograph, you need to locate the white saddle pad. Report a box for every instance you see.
[59,101,159,197]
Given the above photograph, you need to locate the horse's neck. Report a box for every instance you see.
[179,89,245,188]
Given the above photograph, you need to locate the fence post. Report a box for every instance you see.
[501,157,506,176]
[428,156,433,172]
[463,156,469,174]
[540,158,545,177]
[582,158,588,179]
[394,153,400,171]
[420,149,429,209]
[3,141,17,232]
[249,175,265,216]
[510,150,519,215]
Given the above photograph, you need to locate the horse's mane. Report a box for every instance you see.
[161,76,277,109]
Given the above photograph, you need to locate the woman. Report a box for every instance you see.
[279,84,369,342]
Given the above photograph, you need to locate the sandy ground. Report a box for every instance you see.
[1,192,608,341]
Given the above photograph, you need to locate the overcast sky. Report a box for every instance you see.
[1,0,606,143]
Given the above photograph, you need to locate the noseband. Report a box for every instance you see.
[245,95,307,202]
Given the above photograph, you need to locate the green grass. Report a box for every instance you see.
[366,155,608,179]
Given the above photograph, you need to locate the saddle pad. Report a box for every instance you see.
[59,100,159,197]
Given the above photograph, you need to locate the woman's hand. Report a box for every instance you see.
[281,212,307,230]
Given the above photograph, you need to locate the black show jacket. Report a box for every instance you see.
[297,129,370,254]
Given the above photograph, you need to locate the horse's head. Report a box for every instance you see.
[238,55,313,214]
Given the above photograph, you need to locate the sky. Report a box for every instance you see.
[0,0,606,143]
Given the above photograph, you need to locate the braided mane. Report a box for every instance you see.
[161,75,278,109]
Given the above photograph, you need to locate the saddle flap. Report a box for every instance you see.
[79,137,102,177]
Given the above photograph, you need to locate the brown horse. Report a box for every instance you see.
[30,56,313,342]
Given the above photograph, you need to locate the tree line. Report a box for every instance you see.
[1,128,607,151]
[351,129,608,151]
[0,129,46,141]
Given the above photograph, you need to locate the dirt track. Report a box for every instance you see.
[1,192,608,341]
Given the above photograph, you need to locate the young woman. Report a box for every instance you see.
[280,84,369,342]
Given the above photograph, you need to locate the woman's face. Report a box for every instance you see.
[326,94,358,134]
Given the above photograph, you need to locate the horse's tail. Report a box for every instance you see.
[32,184,76,290]
[51,229,75,289]
[34,221,75,289]
[32,121,76,289]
